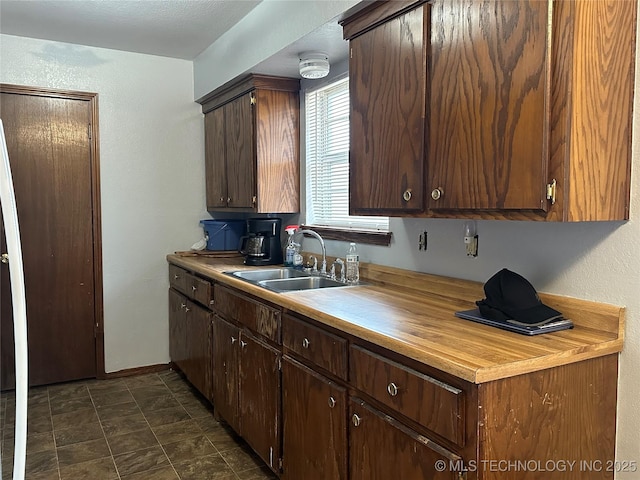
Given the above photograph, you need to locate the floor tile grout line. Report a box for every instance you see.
[87,382,123,480]
[46,385,63,480]
[134,373,185,480]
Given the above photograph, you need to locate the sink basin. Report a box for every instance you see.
[225,268,350,293]
[258,276,347,292]
[228,268,310,282]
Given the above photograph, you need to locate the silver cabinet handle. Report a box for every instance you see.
[231,336,237,344]
[302,338,310,349]
[173,274,179,280]
[403,189,412,202]
[1,253,9,264]
[387,382,399,397]
[352,413,362,427]
[328,397,336,409]
[431,188,443,200]
[184,307,191,313]
[220,196,224,203]
[240,340,247,349]
[192,285,197,292]
[180,303,186,309]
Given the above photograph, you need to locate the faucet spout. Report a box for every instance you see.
[300,229,327,276]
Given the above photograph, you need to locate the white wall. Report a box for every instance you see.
[193,0,360,100]
[0,34,208,373]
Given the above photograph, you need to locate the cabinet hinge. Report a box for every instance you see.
[278,457,283,470]
[546,179,557,205]
[252,195,257,206]
[250,92,256,106]
[277,357,282,371]
[88,124,92,140]
[457,471,467,480]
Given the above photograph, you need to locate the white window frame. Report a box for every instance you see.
[305,76,389,233]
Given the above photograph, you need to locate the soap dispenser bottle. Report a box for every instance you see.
[284,225,298,267]
[345,242,359,285]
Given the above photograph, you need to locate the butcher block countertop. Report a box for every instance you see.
[167,254,624,384]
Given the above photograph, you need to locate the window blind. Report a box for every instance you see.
[305,77,389,231]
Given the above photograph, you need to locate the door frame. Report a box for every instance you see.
[0,83,105,379]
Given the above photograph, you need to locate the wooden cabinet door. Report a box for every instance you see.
[212,315,241,432]
[282,357,347,480]
[225,93,256,209]
[349,397,461,480]
[185,302,213,401]
[168,289,188,373]
[239,331,281,472]
[204,108,227,209]
[428,0,550,211]
[348,4,427,215]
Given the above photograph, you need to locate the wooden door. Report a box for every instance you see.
[282,357,347,480]
[347,4,427,215]
[212,315,240,432]
[204,108,227,209]
[349,397,460,480]
[239,331,280,472]
[428,0,550,211]
[224,93,255,209]
[168,289,187,373]
[0,88,101,388]
[185,302,212,401]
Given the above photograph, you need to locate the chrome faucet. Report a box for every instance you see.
[300,229,327,276]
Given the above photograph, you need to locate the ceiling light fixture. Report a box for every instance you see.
[299,52,330,79]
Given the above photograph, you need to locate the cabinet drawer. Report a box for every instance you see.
[282,314,347,380]
[169,264,188,294]
[188,274,214,308]
[349,345,464,446]
[214,284,281,343]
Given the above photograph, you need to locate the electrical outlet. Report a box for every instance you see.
[418,231,427,251]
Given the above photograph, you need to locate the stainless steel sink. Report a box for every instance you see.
[229,268,309,282]
[258,276,347,292]
[225,268,350,292]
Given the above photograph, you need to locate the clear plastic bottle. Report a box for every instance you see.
[345,242,359,285]
[284,225,297,267]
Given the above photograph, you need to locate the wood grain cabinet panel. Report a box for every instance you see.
[198,74,300,214]
[342,0,636,221]
[350,345,464,446]
[212,315,241,432]
[428,0,549,211]
[282,357,347,480]
[349,397,461,480]
[238,331,281,473]
[344,1,427,215]
[282,314,347,380]
[214,284,281,343]
[169,264,188,294]
[184,301,213,401]
[168,288,188,372]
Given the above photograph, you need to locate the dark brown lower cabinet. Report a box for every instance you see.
[168,287,212,400]
[212,315,241,432]
[349,397,460,480]
[239,331,281,472]
[168,289,188,374]
[282,357,347,480]
[185,302,213,401]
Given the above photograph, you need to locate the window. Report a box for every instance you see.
[305,77,389,233]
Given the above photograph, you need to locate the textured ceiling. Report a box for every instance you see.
[0,0,263,59]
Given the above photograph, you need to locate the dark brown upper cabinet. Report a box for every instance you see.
[342,0,428,216]
[198,74,301,213]
[342,0,636,221]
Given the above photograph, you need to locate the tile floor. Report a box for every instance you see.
[0,370,276,479]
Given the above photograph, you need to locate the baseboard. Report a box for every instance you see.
[104,363,172,379]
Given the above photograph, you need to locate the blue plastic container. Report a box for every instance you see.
[199,219,246,251]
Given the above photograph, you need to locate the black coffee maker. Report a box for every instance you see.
[238,218,283,266]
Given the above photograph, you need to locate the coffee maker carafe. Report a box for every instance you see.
[239,218,283,266]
